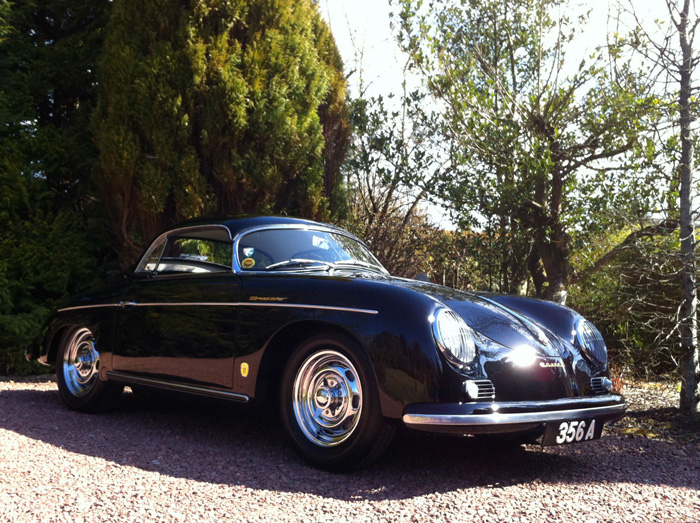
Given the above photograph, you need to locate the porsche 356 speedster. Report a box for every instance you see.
[28,216,626,470]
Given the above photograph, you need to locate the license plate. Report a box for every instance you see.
[542,418,603,446]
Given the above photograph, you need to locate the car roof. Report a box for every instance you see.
[163,215,353,241]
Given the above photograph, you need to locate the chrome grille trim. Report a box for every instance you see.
[464,379,496,399]
[474,380,496,399]
[590,377,612,394]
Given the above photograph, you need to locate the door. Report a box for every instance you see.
[112,227,241,389]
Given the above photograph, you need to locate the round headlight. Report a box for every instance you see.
[432,308,476,369]
[575,318,607,366]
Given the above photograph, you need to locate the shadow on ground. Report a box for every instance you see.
[1,381,698,500]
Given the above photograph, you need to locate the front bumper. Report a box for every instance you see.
[402,394,626,435]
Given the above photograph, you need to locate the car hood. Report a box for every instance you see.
[382,277,566,357]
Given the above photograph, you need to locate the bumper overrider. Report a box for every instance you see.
[402,394,626,436]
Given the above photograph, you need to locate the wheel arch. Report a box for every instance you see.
[44,320,109,369]
[274,326,397,470]
[44,325,73,366]
[254,320,370,407]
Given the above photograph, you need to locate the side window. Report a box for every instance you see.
[164,237,232,269]
[137,228,233,274]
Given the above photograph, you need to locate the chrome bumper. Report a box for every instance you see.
[402,394,626,434]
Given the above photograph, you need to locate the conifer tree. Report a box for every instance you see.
[94,0,348,265]
[0,0,111,369]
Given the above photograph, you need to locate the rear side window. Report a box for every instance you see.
[160,237,232,272]
[136,227,233,274]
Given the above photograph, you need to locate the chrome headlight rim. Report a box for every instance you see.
[575,318,608,366]
[432,307,477,370]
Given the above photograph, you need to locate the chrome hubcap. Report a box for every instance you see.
[62,328,100,397]
[293,350,363,447]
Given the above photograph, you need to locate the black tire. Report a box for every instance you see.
[280,333,395,471]
[56,327,123,413]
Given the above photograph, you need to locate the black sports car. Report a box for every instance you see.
[28,216,626,470]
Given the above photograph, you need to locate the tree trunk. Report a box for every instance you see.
[542,222,570,305]
[527,243,547,297]
[676,0,700,417]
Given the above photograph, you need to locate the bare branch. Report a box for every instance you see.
[572,219,679,284]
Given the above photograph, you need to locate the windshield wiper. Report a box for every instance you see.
[265,259,336,271]
[332,260,384,273]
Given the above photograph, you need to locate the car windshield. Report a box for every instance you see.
[236,228,386,273]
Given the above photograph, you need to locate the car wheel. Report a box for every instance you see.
[56,327,123,413]
[280,333,395,471]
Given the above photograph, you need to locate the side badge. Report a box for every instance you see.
[240,362,249,378]
[242,258,256,269]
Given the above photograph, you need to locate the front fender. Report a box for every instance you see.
[239,275,452,419]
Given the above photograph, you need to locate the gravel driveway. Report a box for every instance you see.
[1,377,698,523]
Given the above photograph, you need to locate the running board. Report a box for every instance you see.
[106,371,250,403]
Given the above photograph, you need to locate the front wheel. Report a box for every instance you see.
[280,333,395,471]
[56,327,123,413]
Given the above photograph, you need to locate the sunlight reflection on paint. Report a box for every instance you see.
[507,346,538,368]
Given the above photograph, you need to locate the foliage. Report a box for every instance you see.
[423,230,490,291]
[314,15,351,218]
[342,86,448,277]
[340,87,491,284]
[609,0,700,415]
[0,0,349,373]
[0,0,111,374]
[94,0,348,267]
[0,0,110,204]
[570,220,683,377]
[394,0,660,302]
[0,205,100,375]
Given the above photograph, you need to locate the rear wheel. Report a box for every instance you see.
[280,333,395,471]
[56,327,123,413]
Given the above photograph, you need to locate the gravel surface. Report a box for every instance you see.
[1,376,698,523]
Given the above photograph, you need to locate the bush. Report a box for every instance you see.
[570,228,682,378]
[0,209,101,375]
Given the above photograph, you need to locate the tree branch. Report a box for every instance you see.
[571,219,679,284]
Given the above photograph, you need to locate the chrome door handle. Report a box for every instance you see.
[119,300,138,308]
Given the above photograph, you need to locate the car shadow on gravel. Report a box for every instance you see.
[1,384,699,501]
